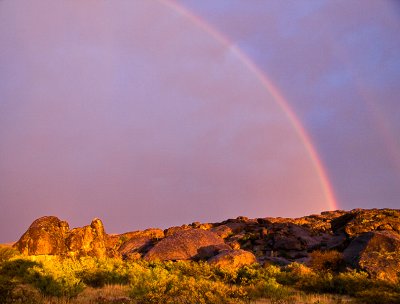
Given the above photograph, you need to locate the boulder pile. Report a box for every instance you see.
[13,208,400,279]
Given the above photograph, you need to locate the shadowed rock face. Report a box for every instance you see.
[343,231,400,282]
[116,228,164,259]
[12,208,400,282]
[144,229,228,261]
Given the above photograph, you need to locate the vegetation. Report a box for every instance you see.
[0,246,399,303]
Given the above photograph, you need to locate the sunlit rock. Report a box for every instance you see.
[144,229,227,261]
[14,216,69,255]
[208,249,256,268]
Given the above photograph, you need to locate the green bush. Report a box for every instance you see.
[248,277,293,301]
[309,250,344,272]
[355,288,400,304]
[78,270,130,287]
[0,255,398,303]
[332,270,370,295]
[0,259,39,279]
[0,275,16,303]
[0,246,18,263]
[129,262,248,304]
[29,272,83,298]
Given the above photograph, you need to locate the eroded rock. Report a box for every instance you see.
[14,216,69,255]
[144,229,228,261]
[65,218,108,258]
[208,249,256,268]
[343,230,400,282]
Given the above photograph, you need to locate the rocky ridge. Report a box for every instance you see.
[13,208,400,281]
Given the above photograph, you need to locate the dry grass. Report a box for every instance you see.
[255,292,354,304]
[38,286,353,304]
[40,285,131,304]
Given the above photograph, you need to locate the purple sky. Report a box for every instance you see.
[1,0,399,242]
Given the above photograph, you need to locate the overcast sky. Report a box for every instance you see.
[0,0,399,242]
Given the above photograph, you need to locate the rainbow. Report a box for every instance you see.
[160,0,339,211]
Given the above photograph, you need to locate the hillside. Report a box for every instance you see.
[1,208,399,303]
[13,208,400,281]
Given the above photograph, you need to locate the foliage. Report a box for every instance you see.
[309,250,344,272]
[0,255,399,303]
[0,245,19,263]
[0,275,16,303]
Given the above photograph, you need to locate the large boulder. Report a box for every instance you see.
[117,228,164,258]
[65,218,108,258]
[270,223,321,251]
[343,231,400,282]
[14,216,69,255]
[164,225,192,237]
[208,249,257,268]
[211,222,246,239]
[144,229,229,261]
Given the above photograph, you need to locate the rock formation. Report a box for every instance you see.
[14,216,69,255]
[12,208,400,282]
[343,230,400,282]
[65,218,108,258]
[144,229,229,261]
[208,249,257,268]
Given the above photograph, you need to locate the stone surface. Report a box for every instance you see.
[65,218,108,258]
[208,249,257,268]
[144,229,227,261]
[343,230,400,282]
[270,223,321,251]
[14,216,69,255]
[164,225,192,237]
[117,228,164,257]
[333,209,400,237]
[13,208,400,283]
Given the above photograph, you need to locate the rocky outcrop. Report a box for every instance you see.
[14,216,69,255]
[14,216,110,258]
[144,229,228,261]
[13,208,400,283]
[65,218,108,258]
[343,230,400,282]
[208,249,256,268]
[334,209,400,237]
[116,228,164,259]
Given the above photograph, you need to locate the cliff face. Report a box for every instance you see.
[13,208,400,281]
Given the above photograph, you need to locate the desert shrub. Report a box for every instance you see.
[0,259,45,303]
[129,262,248,304]
[262,264,283,278]
[276,262,315,286]
[236,264,263,284]
[0,258,43,288]
[0,275,16,303]
[77,257,130,287]
[4,284,41,304]
[309,250,344,272]
[162,260,215,280]
[332,270,370,295]
[78,269,130,287]
[297,271,335,293]
[27,259,84,298]
[247,277,294,302]
[212,264,238,284]
[0,246,19,263]
[355,288,400,304]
